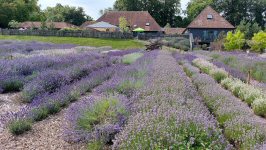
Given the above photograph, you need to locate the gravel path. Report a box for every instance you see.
[0,93,25,132]
[0,93,24,116]
[0,108,87,150]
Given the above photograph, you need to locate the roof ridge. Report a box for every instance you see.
[187,6,235,29]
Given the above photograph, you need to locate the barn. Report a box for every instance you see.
[186,6,235,44]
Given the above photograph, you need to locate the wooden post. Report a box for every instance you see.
[247,69,251,84]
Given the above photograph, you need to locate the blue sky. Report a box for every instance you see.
[39,0,190,20]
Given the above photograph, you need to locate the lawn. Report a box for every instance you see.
[0,35,144,49]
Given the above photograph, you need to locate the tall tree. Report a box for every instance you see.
[113,0,181,27]
[0,0,40,28]
[44,4,92,26]
[214,0,266,27]
[186,0,214,22]
[185,0,266,27]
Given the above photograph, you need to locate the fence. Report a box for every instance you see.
[136,32,189,40]
[0,29,133,39]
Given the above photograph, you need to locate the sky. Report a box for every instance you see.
[38,0,190,20]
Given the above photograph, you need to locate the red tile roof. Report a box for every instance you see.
[96,11,162,31]
[19,22,77,29]
[80,21,96,29]
[187,6,235,29]
[164,28,186,35]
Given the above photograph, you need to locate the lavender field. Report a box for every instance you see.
[0,40,266,150]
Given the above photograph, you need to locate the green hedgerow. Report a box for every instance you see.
[8,119,32,135]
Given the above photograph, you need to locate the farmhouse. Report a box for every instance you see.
[19,21,77,30]
[96,11,162,33]
[186,6,235,44]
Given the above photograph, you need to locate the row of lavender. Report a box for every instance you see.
[0,48,139,94]
[195,50,266,84]
[62,51,156,148]
[0,51,102,93]
[180,57,266,149]
[192,58,266,117]
[1,49,140,135]
[113,51,230,149]
[0,40,75,58]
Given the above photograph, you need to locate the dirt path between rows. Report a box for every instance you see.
[0,100,87,150]
[0,93,26,132]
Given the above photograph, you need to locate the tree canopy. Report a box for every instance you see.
[44,4,92,26]
[114,0,181,27]
[186,0,266,27]
[0,0,40,28]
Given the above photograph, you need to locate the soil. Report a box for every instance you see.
[0,108,87,150]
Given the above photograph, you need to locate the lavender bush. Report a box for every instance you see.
[0,52,101,93]
[189,70,266,148]
[0,40,75,57]
[113,51,230,149]
[63,51,157,148]
[4,65,116,135]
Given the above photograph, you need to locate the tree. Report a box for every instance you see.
[186,0,214,22]
[113,0,181,27]
[119,17,129,32]
[8,20,20,29]
[173,16,190,28]
[99,7,114,15]
[224,30,246,50]
[0,0,40,28]
[214,0,266,27]
[44,4,92,26]
[164,23,171,28]
[237,20,262,39]
[63,7,91,26]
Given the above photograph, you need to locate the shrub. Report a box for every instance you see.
[77,97,128,131]
[46,101,61,114]
[116,80,143,96]
[210,69,228,83]
[8,119,32,135]
[2,79,23,93]
[31,107,49,121]
[252,98,266,117]
[224,30,245,50]
[202,44,208,50]
[249,31,266,53]
[221,77,263,105]
[122,53,143,65]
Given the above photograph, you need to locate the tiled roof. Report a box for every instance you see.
[164,28,186,35]
[187,6,235,29]
[87,21,118,28]
[19,22,77,29]
[80,21,96,29]
[96,11,162,31]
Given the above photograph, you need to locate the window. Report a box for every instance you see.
[146,23,150,26]
[207,14,213,20]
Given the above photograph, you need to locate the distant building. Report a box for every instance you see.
[80,21,96,29]
[19,21,77,30]
[96,11,162,33]
[164,28,186,35]
[186,6,235,44]
[86,21,119,32]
